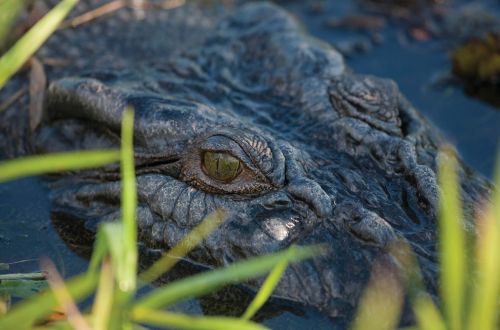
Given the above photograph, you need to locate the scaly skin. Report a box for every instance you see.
[0,1,491,326]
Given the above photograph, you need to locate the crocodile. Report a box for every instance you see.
[0,1,491,326]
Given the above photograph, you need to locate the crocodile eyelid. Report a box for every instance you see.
[200,132,278,180]
[238,135,274,177]
[199,135,260,174]
[179,133,275,195]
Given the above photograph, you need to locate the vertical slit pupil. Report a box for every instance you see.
[216,155,220,176]
[203,151,241,182]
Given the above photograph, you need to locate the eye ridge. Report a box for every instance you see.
[202,151,242,183]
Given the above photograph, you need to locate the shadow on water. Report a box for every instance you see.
[1,0,499,328]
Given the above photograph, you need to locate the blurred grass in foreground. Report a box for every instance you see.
[0,107,322,329]
[0,0,30,49]
[1,0,499,329]
[352,147,500,330]
[0,0,78,89]
[0,2,322,328]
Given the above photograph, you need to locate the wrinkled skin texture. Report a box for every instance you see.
[0,1,491,326]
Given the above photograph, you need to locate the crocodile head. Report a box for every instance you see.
[33,2,487,325]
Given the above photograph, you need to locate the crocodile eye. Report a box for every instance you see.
[203,151,241,182]
[180,133,280,195]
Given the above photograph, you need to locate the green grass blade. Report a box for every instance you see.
[438,148,465,330]
[131,308,268,330]
[88,226,110,273]
[120,106,137,294]
[0,272,98,329]
[465,152,500,330]
[242,257,289,320]
[139,209,228,284]
[0,0,28,46]
[494,149,500,225]
[134,245,323,310]
[465,210,500,330]
[387,240,446,330]
[102,223,127,284]
[413,295,447,330]
[350,262,403,330]
[0,150,120,182]
[91,259,114,330]
[0,0,79,89]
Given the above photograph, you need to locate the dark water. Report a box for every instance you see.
[0,176,88,277]
[1,0,499,328]
[282,0,500,178]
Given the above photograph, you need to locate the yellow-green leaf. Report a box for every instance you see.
[0,0,28,47]
[131,308,267,330]
[465,152,500,330]
[134,245,323,310]
[438,148,466,330]
[91,259,114,330]
[413,295,446,330]
[119,106,137,294]
[139,209,228,284]
[351,262,403,330]
[0,0,79,89]
[242,256,289,320]
[0,150,120,182]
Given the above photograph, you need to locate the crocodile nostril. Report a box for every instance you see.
[262,192,292,210]
[274,199,291,206]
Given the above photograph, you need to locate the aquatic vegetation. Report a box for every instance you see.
[452,32,500,85]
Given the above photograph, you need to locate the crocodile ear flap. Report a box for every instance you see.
[34,78,126,154]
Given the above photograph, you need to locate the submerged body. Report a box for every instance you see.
[0,1,490,326]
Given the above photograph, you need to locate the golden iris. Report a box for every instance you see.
[203,151,241,182]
